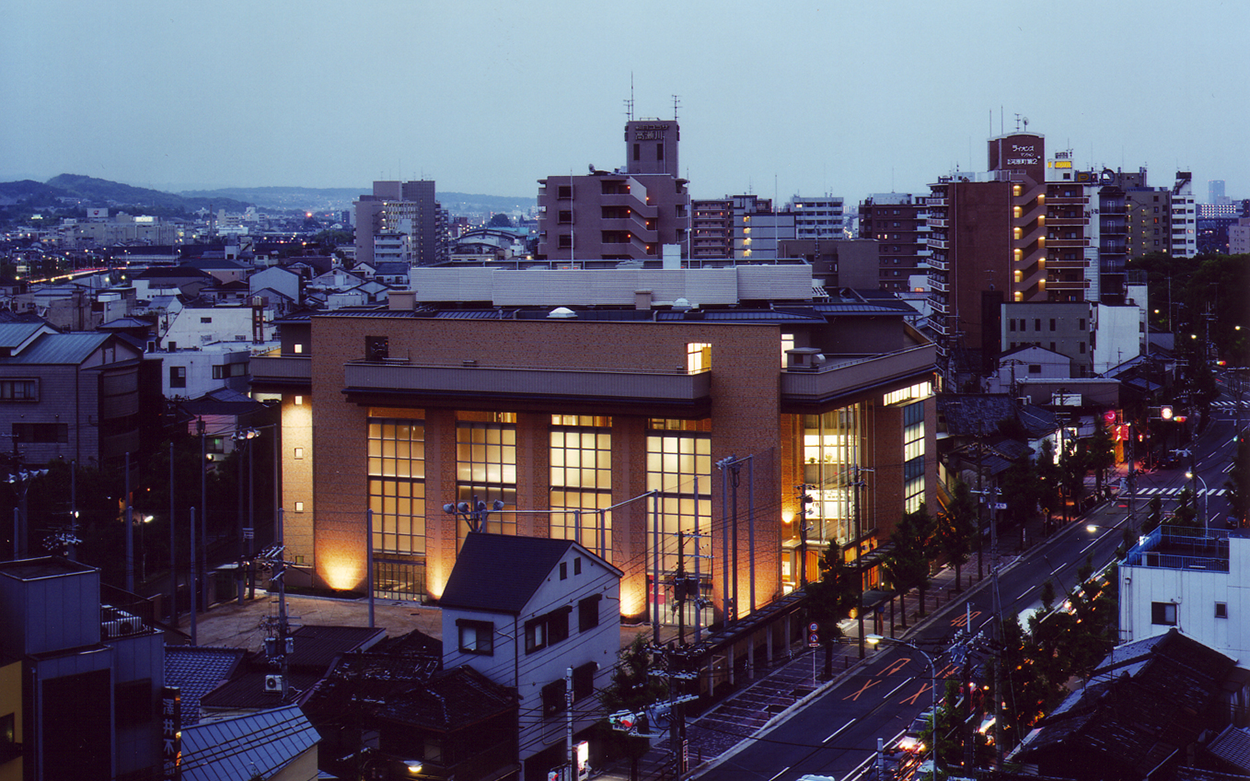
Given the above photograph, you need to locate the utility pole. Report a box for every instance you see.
[566,666,574,781]
[852,465,872,659]
[169,441,177,627]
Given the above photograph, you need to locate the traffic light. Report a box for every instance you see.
[1160,405,1173,421]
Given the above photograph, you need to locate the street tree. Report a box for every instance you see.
[1226,434,1250,527]
[1034,440,1063,533]
[805,544,858,679]
[1000,454,1039,547]
[883,503,933,626]
[1059,444,1088,522]
[1145,495,1163,533]
[600,636,668,781]
[1083,425,1116,497]
[936,480,977,592]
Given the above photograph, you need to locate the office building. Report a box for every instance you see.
[250,266,937,627]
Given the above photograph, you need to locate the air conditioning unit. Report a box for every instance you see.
[264,675,285,694]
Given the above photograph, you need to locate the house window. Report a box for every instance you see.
[573,662,597,703]
[559,562,567,580]
[525,607,571,654]
[1009,320,1016,332]
[542,679,566,718]
[1216,602,1228,619]
[456,414,517,548]
[574,557,582,575]
[1034,319,1041,331]
[1029,364,1042,374]
[457,619,494,655]
[578,595,601,632]
[170,366,186,388]
[686,343,711,373]
[1151,602,1177,626]
[0,379,37,401]
[1049,319,1056,331]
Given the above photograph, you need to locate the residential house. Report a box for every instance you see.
[439,533,621,781]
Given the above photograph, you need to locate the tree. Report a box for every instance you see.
[1058,444,1088,522]
[1144,495,1163,533]
[1034,440,1063,533]
[883,503,933,625]
[1226,434,1250,527]
[487,212,513,228]
[1000,454,1039,547]
[1167,487,1198,527]
[806,544,858,679]
[1083,425,1116,497]
[600,636,667,781]
[936,481,976,592]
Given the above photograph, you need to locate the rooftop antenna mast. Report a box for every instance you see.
[625,74,635,122]
[673,94,681,121]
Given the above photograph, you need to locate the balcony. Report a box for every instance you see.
[781,344,936,409]
[1046,196,1086,206]
[250,354,312,389]
[342,361,712,411]
[1045,236,1089,248]
[1045,216,1089,227]
[928,238,948,250]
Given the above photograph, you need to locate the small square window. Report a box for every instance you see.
[294,447,304,460]
[1151,602,1177,626]
[294,501,304,512]
[1216,602,1228,619]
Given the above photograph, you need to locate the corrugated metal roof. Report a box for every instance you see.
[165,646,246,725]
[180,704,319,781]
[2,333,112,365]
[0,322,48,349]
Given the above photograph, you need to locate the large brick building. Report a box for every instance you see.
[252,268,936,627]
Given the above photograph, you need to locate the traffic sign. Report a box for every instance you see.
[808,621,819,633]
[808,632,820,647]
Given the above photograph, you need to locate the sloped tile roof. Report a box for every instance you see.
[179,704,318,781]
[164,645,246,724]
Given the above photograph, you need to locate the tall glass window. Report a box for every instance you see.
[646,419,711,628]
[550,415,612,553]
[902,402,926,513]
[799,405,864,545]
[455,413,516,547]
[367,416,426,601]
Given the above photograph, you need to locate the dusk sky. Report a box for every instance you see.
[3,0,1247,205]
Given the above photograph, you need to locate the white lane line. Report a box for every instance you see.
[767,765,791,781]
[824,719,854,743]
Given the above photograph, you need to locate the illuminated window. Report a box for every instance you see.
[1014,270,1022,283]
[455,413,517,547]
[1014,249,1023,262]
[550,416,612,552]
[882,382,932,406]
[1014,292,1023,302]
[646,421,711,627]
[368,417,427,601]
[781,334,795,368]
[902,402,926,513]
[1013,206,1022,219]
[797,405,864,547]
[1013,227,1022,240]
[1012,185,1022,197]
[293,344,303,354]
[686,343,711,373]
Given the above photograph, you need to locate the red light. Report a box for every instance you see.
[1174,416,1188,423]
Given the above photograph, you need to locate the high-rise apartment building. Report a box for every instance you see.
[354,180,448,268]
[789,196,844,240]
[536,120,690,260]
[1209,179,1227,204]
[858,193,930,293]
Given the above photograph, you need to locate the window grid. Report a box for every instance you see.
[550,422,613,552]
[456,421,517,546]
[902,401,925,513]
[645,428,712,629]
[799,404,864,545]
[367,419,426,556]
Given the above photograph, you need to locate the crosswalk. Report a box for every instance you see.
[1132,486,1227,497]
[1212,401,1246,411]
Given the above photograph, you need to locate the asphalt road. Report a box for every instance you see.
[696,383,1244,781]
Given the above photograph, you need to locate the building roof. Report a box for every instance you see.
[179,705,319,781]
[0,332,112,365]
[164,646,247,724]
[439,533,589,614]
[0,322,50,350]
[376,665,516,732]
[937,393,1021,438]
[282,624,386,671]
[1206,725,1250,772]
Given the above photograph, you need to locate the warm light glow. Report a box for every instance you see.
[782,509,795,524]
[620,578,646,617]
[322,556,364,591]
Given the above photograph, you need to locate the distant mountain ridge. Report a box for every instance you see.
[0,175,534,217]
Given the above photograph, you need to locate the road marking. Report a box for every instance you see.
[900,681,932,706]
[767,765,791,781]
[824,719,854,744]
[880,658,911,677]
[1050,563,1065,575]
[882,678,912,701]
[843,678,881,701]
[952,610,982,628]
[1081,533,1104,554]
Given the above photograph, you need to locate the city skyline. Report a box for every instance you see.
[3,0,1248,205]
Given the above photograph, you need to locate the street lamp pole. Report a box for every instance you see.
[867,635,937,781]
[1186,470,1209,533]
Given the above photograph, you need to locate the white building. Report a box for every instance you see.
[788,195,845,240]
[440,533,621,779]
[1120,527,1247,664]
[151,342,257,399]
[1093,303,1144,375]
[1170,173,1198,258]
[161,304,274,350]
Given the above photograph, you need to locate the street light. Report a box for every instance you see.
[1185,470,1209,533]
[441,495,505,533]
[6,467,48,559]
[866,634,938,781]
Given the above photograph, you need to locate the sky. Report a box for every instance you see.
[2,0,1248,207]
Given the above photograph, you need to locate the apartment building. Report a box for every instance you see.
[858,193,930,293]
[536,120,690,260]
[354,180,448,267]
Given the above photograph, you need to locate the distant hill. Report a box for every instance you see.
[179,186,535,216]
[48,174,253,213]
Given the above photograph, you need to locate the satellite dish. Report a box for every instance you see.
[1022,117,1030,130]
[589,163,596,174]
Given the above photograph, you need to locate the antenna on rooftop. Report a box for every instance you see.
[625,74,635,122]
[673,94,681,121]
